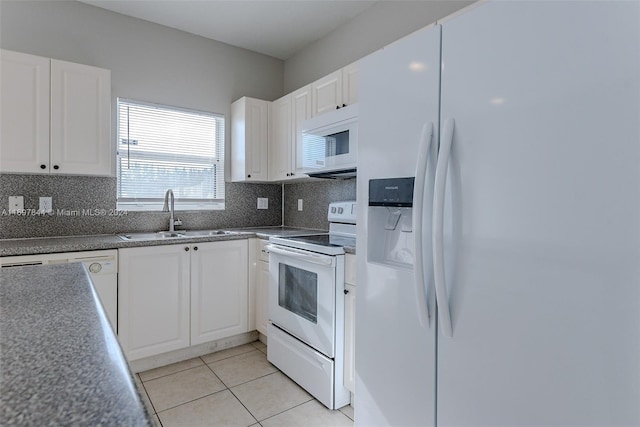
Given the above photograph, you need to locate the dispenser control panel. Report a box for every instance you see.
[368,177,414,207]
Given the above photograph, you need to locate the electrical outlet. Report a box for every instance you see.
[8,196,24,213]
[39,197,53,214]
[257,198,268,209]
[298,199,303,211]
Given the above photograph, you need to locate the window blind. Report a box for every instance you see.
[117,98,225,210]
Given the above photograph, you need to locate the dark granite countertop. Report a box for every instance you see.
[0,263,152,426]
[227,226,325,239]
[0,227,357,257]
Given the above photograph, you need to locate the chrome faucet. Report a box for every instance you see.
[162,189,182,232]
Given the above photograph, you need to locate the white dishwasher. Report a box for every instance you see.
[0,249,118,332]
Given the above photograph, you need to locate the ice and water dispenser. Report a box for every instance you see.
[368,177,415,267]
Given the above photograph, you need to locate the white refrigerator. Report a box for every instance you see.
[355,1,640,426]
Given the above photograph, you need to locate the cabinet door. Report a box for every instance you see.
[268,94,292,181]
[191,240,248,345]
[231,97,269,181]
[343,283,356,393]
[0,50,50,173]
[341,62,358,107]
[291,85,312,176]
[256,260,270,336]
[50,59,112,176]
[118,245,190,361]
[311,70,342,115]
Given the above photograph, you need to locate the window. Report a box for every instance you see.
[117,98,225,211]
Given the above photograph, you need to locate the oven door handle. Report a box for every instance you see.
[266,245,335,266]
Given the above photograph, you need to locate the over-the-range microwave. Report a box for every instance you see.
[300,104,357,178]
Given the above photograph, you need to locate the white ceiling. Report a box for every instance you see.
[79,0,377,60]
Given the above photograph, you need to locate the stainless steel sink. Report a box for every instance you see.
[180,230,240,237]
[119,231,185,241]
[118,229,241,241]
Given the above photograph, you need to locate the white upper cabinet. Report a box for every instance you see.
[0,50,50,174]
[231,96,270,182]
[232,63,357,183]
[341,62,359,107]
[311,62,359,116]
[269,94,293,181]
[50,59,112,176]
[291,85,313,175]
[0,50,112,176]
[311,70,343,116]
[268,85,312,181]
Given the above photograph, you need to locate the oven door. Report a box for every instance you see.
[267,244,337,358]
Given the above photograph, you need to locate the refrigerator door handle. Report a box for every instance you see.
[412,122,434,327]
[432,117,455,337]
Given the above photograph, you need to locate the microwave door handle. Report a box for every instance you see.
[266,245,335,266]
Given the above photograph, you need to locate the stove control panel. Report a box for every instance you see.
[328,201,356,224]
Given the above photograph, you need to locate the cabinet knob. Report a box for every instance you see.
[291,172,295,176]
[193,246,198,251]
[336,105,341,110]
[286,173,290,176]
[342,103,347,107]
[185,247,190,252]
[53,165,60,170]
[344,289,350,295]
[248,174,252,178]
[40,164,46,170]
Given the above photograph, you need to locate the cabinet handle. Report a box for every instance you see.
[344,289,349,295]
[286,173,290,176]
[291,172,295,176]
[40,164,47,170]
[336,105,340,110]
[184,247,190,252]
[53,165,60,170]
[342,103,347,107]
[193,246,198,251]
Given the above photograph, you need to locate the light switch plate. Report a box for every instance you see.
[39,197,53,214]
[8,196,24,213]
[257,198,268,209]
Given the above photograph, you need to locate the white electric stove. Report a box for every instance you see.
[266,201,356,410]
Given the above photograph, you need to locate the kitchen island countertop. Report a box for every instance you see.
[0,263,152,426]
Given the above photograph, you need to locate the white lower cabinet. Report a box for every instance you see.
[118,240,248,361]
[191,240,248,345]
[343,254,356,394]
[253,239,270,336]
[256,255,270,336]
[118,245,190,361]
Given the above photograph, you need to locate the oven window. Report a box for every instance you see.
[278,263,318,324]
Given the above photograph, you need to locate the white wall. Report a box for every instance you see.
[283,0,473,93]
[0,0,284,172]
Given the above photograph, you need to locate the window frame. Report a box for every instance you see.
[115,98,225,212]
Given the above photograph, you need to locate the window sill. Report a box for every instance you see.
[117,201,225,212]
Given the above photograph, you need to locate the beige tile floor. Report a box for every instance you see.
[134,341,355,427]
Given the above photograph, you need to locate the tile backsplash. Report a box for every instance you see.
[0,174,282,239]
[283,178,357,230]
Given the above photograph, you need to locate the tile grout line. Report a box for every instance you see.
[139,346,258,383]
[137,374,161,420]
[225,379,261,426]
[256,396,316,424]
[154,387,231,415]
